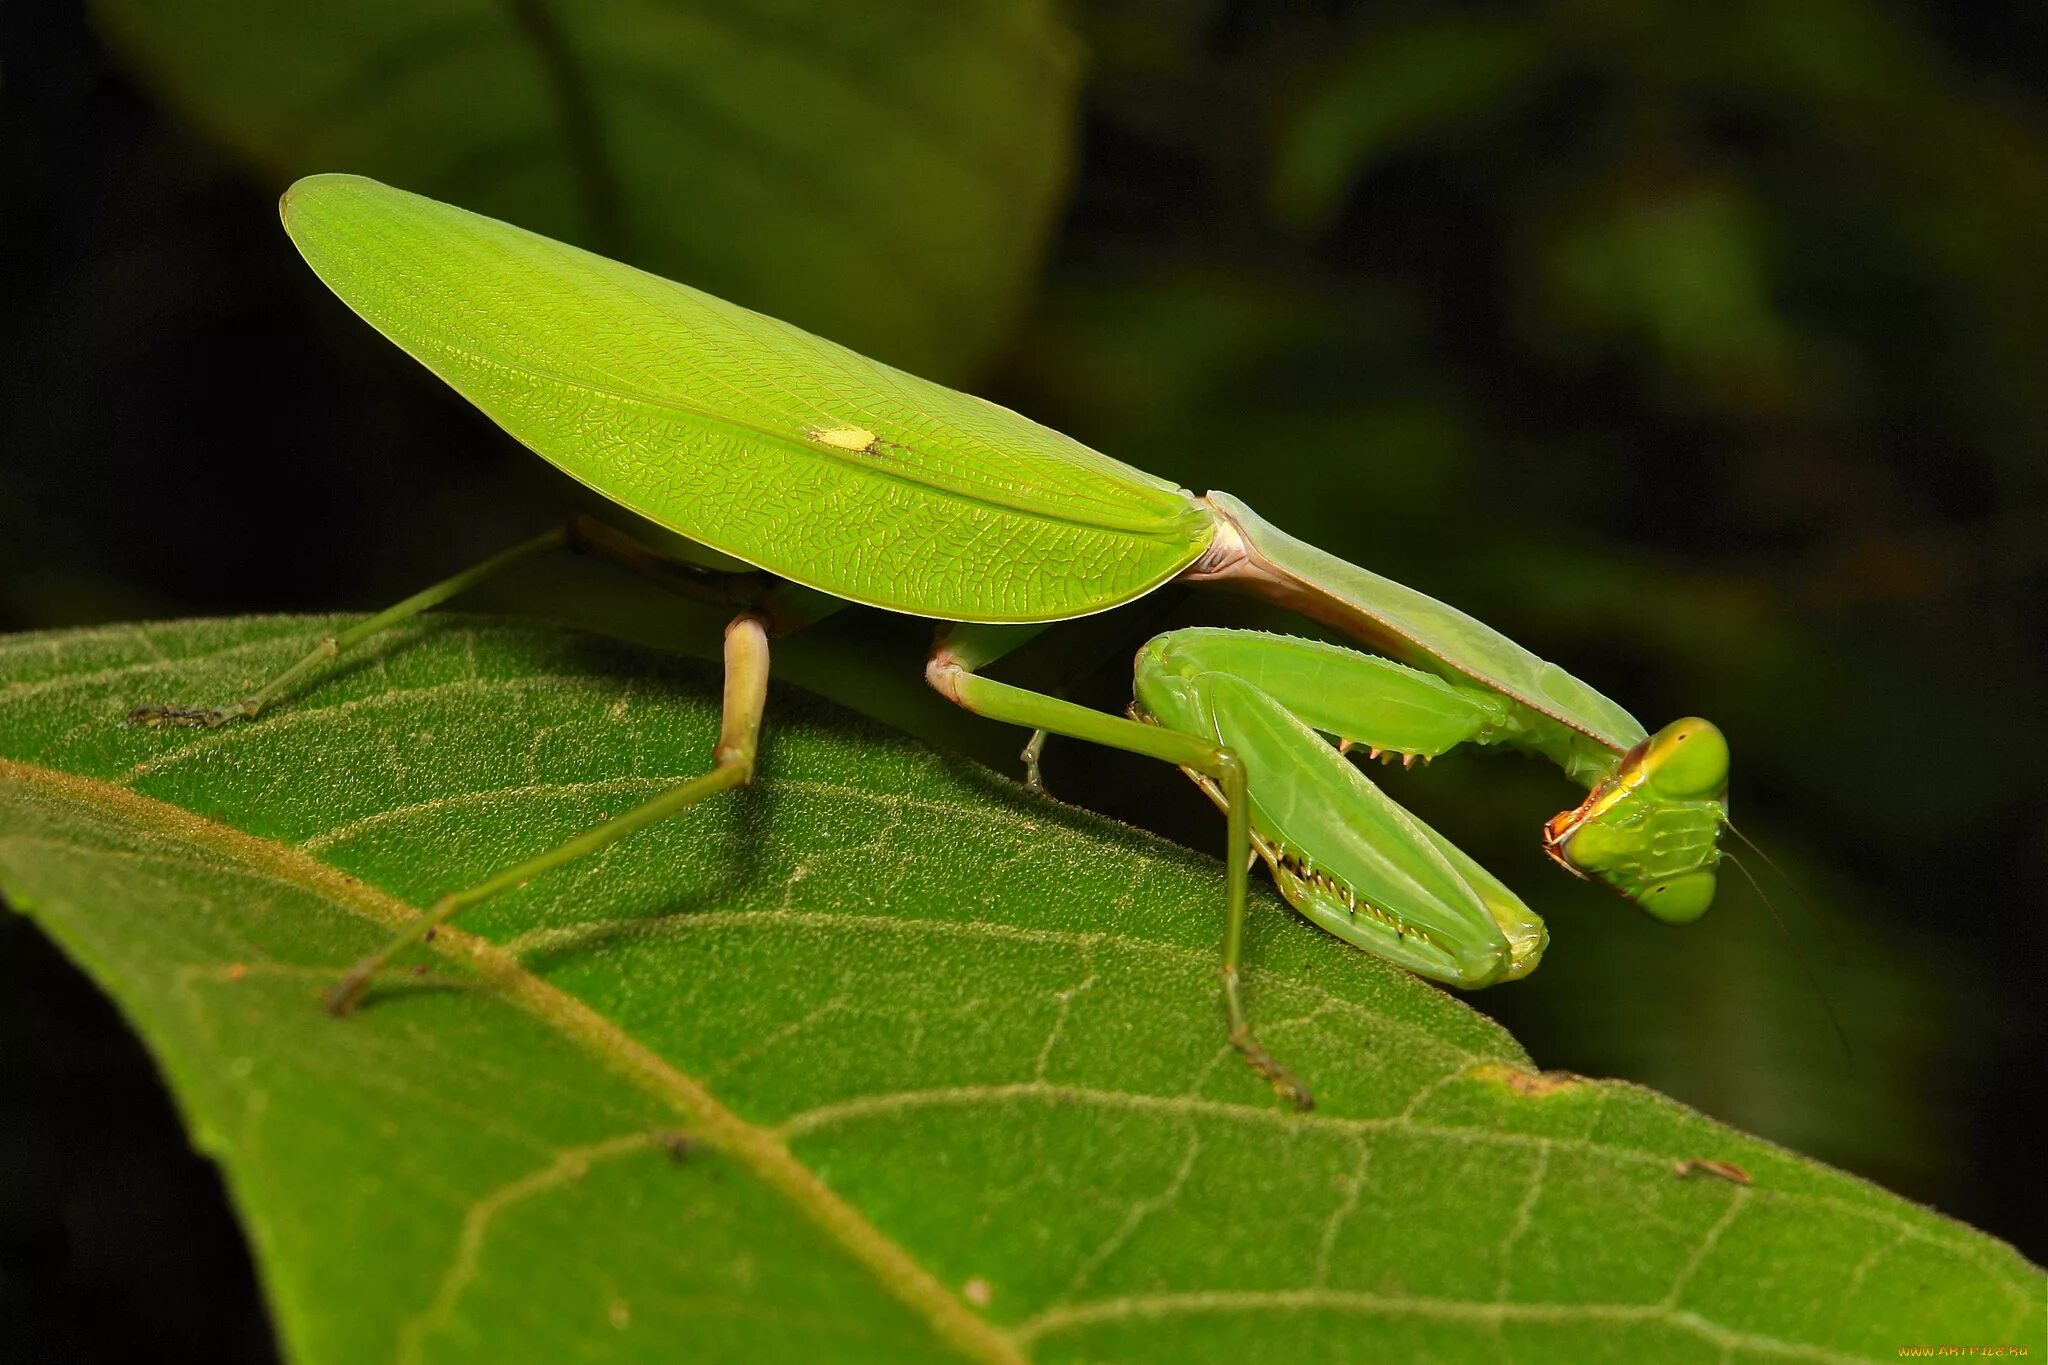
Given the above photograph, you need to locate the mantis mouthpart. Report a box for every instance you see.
[127,175,1731,1110]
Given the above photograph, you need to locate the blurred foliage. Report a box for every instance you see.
[2,0,2044,1352]
[88,0,1080,379]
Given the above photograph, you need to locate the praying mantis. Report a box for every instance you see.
[130,174,1731,1110]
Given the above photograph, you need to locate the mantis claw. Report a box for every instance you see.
[323,960,375,1016]
[325,890,466,1017]
[1221,963,1315,1110]
[125,699,259,729]
[1230,1028,1315,1112]
[1020,728,1052,795]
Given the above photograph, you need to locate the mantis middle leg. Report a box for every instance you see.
[926,622,1313,1111]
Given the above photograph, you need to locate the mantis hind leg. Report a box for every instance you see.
[125,514,836,727]
[116,517,827,1013]
[324,609,773,1014]
[927,623,1313,1111]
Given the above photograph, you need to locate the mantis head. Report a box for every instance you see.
[1542,718,1729,924]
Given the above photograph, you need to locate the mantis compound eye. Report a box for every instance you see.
[1638,870,1718,924]
[1640,717,1729,801]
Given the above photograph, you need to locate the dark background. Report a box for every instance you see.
[3,1,2043,1358]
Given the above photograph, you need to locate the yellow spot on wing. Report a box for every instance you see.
[807,425,881,453]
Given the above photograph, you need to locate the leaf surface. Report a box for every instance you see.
[0,617,2038,1363]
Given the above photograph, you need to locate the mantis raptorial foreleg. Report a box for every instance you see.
[1135,628,1547,987]
[324,609,774,1014]
[926,623,1313,1111]
[125,514,836,729]
[1139,629,1512,764]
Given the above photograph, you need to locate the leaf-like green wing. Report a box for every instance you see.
[283,175,1213,622]
[2,617,2040,1364]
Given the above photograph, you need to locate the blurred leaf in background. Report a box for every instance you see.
[88,0,1081,379]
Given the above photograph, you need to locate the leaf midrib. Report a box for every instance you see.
[0,753,1026,1365]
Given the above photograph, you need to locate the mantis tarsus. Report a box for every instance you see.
[130,175,1730,1110]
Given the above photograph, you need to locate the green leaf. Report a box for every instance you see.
[0,616,2038,1363]
[1268,19,1547,234]
[87,0,1078,379]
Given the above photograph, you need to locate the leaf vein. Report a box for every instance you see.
[1014,1288,1875,1362]
[0,756,1025,1365]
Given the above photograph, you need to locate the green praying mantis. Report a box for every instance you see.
[130,174,1731,1110]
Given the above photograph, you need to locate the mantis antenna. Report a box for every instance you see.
[1726,815,1848,966]
[1723,849,1853,1061]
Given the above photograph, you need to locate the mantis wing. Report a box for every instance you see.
[282,175,1213,623]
